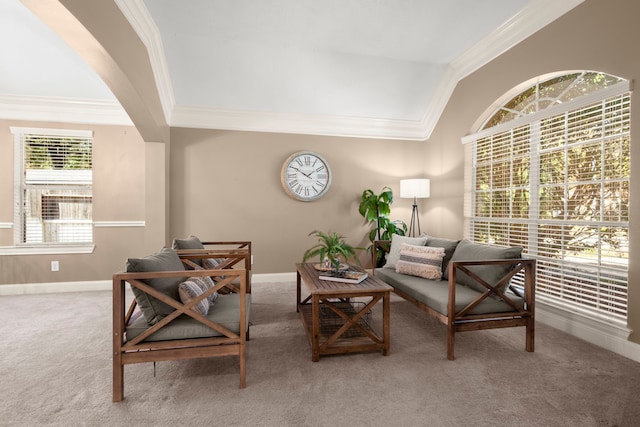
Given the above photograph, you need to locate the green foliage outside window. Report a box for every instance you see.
[25,136,92,170]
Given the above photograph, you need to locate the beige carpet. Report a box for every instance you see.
[2,281,640,426]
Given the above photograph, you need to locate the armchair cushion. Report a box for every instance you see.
[449,239,522,293]
[126,248,187,324]
[172,235,205,266]
[173,235,226,268]
[126,293,251,342]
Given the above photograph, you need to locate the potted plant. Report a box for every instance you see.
[302,230,362,270]
[359,187,407,266]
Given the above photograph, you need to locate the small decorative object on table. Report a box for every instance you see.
[319,269,368,284]
[313,262,349,272]
[302,230,362,270]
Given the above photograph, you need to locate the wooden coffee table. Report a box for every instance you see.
[296,263,392,362]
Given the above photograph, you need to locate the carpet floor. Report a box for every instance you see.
[1,281,640,426]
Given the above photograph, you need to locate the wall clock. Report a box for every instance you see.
[280,151,332,202]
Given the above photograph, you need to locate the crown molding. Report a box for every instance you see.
[0,94,132,126]
[114,0,175,125]
[450,0,585,80]
[171,106,428,141]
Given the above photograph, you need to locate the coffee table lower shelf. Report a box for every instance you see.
[298,300,387,360]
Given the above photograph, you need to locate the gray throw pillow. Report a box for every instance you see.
[448,239,522,294]
[172,235,205,266]
[126,247,187,324]
[425,236,460,280]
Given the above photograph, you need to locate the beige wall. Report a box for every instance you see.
[169,128,429,274]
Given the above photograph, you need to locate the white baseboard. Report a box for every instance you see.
[3,274,639,364]
[0,280,111,295]
[0,272,298,296]
[251,272,297,284]
[536,301,640,363]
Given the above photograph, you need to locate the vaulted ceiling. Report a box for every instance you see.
[1,0,583,140]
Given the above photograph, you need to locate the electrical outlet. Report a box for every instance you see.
[251,255,254,265]
[51,261,59,272]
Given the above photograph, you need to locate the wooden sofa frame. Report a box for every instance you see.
[112,242,251,402]
[373,240,536,360]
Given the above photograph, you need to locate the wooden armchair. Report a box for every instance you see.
[112,243,251,402]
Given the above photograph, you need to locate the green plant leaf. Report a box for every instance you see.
[358,186,407,257]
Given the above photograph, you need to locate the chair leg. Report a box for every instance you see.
[447,325,455,361]
[239,344,246,389]
[526,319,535,352]
[113,356,124,402]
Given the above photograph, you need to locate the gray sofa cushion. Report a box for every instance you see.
[126,293,251,342]
[425,236,460,279]
[126,248,187,325]
[448,239,522,293]
[374,268,522,316]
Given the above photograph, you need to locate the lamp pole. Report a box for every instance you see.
[408,196,420,237]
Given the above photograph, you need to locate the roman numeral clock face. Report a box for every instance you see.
[280,151,332,201]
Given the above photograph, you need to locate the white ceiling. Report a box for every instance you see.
[1,0,584,139]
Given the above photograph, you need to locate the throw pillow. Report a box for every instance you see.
[172,235,205,266]
[202,257,222,269]
[178,280,210,315]
[126,247,187,324]
[396,244,446,280]
[383,234,428,269]
[172,235,205,250]
[425,236,460,280]
[190,275,219,304]
[448,239,522,294]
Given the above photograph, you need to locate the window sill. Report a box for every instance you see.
[0,245,95,256]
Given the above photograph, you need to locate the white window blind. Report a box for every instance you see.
[12,127,93,246]
[464,79,630,324]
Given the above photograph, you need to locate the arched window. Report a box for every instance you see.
[462,71,630,324]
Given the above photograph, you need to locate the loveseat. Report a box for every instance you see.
[372,235,535,360]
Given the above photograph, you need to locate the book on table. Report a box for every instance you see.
[319,270,368,284]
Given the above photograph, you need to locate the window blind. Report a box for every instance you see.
[12,128,93,245]
[464,92,630,323]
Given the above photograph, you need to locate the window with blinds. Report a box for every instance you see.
[463,72,630,324]
[12,127,93,246]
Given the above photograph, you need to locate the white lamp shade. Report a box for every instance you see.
[400,179,430,198]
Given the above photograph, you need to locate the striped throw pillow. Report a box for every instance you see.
[178,280,210,315]
[396,244,446,280]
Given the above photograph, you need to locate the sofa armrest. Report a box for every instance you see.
[447,258,536,318]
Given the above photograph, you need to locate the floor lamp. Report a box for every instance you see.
[400,179,430,237]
